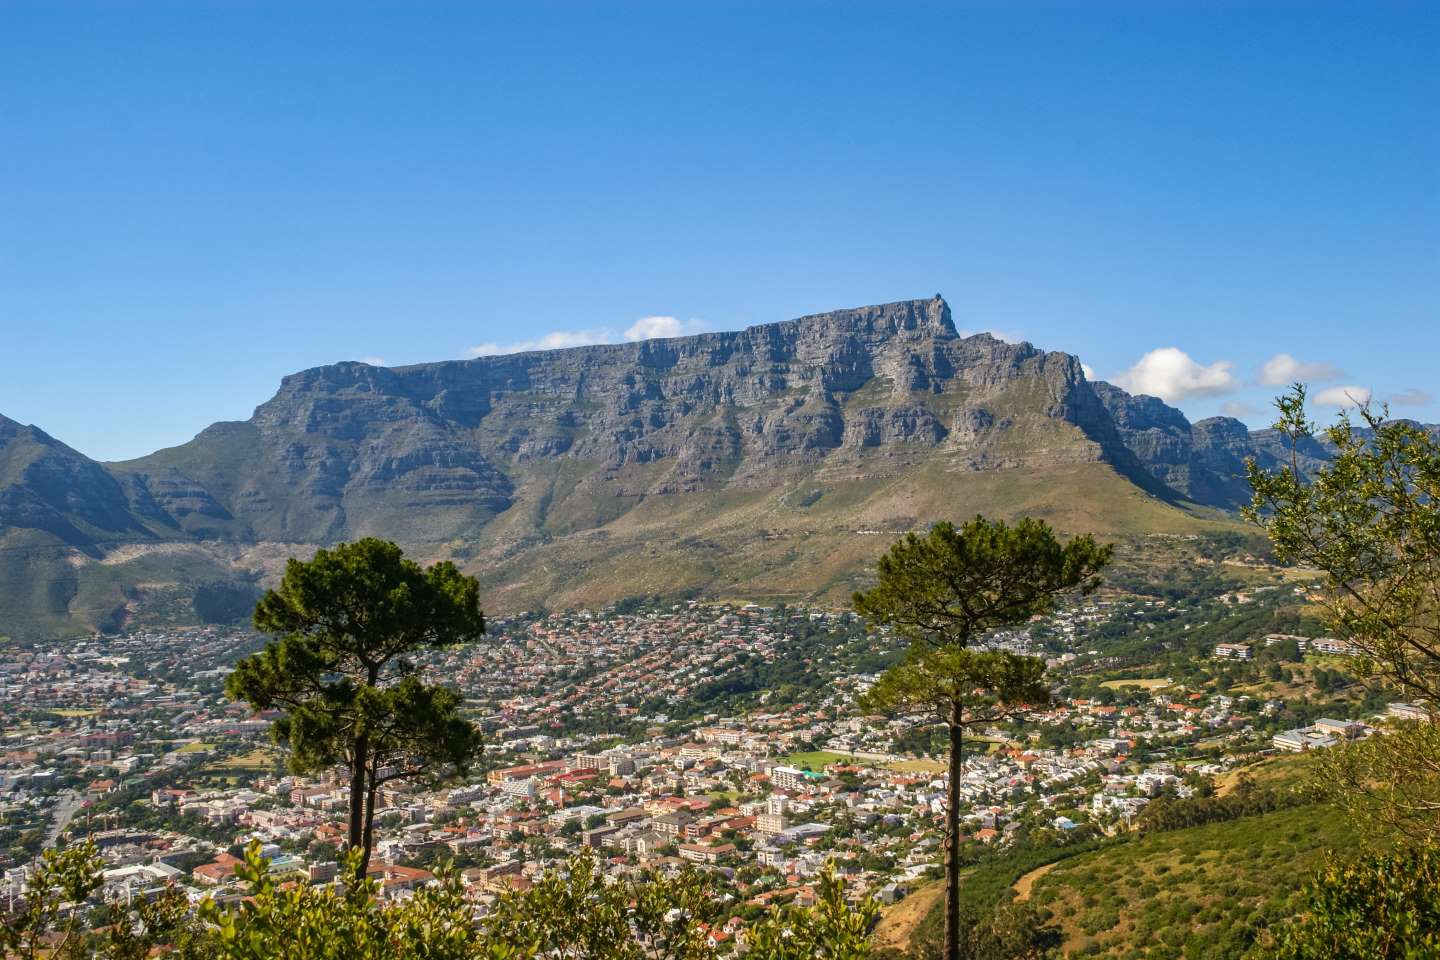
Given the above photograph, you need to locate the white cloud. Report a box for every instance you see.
[467,328,618,358]
[357,356,387,366]
[1220,401,1259,419]
[1389,388,1435,407]
[624,316,681,340]
[1313,385,1372,408]
[1111,347,1238,402]
[1259,353,1343,386]
[467,315,711,357]
[1080,362,1096,381]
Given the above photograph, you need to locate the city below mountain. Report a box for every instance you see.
[0,296,1419,638]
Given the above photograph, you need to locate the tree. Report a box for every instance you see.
[746,863,880,959]
[227,538,486,878]
[860,648,1051,960]
[1245,385,1440,708]
[1264,845,1440,959]
[854,516,1109,960]
[1,841,103,960]
[853,518,1111,648]
[4,841,881,960]
[1245,387,1440,840]
[196,842,516,960]
[486,847,716,959]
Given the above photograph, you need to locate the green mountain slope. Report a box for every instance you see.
[1024,803,1356,958]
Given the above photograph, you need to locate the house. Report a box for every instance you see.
[650,811,694,837]
[193,852,241,886]
[678,842,736,864]
[769,766,809,792]
[1388,702,1432,722]
[1273,728,1337,752]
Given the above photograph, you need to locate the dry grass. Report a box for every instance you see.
[1100,678,1171,691]
[871,880,944,955]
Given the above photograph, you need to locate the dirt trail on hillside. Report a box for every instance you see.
[1012,862,1059,902]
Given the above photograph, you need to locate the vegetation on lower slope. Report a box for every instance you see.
[900,797,1359,960]
[1028,803,1358,958]
[472,461,1233,615]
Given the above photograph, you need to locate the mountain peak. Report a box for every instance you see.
[770,295,956,342]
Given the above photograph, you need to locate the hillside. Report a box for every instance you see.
[0,295,1361,637]
[1023,802,1357,958]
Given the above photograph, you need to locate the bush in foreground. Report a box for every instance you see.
[2,840,879,960]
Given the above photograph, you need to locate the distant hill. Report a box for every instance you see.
[0,296,1412,637]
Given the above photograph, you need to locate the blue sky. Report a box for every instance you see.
[2,1,1436,461]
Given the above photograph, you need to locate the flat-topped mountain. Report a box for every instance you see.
[0,296,1379,637]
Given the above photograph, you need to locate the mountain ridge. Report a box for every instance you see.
[0,296,1398,637]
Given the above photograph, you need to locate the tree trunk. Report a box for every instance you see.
[945,705,965,960]
[347,732,369,879]
[361,771,380,878]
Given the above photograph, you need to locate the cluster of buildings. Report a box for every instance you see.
[0,592,1402,949]
[1215,633,1362,661]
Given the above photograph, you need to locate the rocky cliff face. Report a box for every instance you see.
[1089,383,1259,506]
[1,295,1408,636]
[116,297,1151,545]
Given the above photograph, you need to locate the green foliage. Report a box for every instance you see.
[1310,720,1440,844]
[485,846,715,959]
[2,841,882,960]
[860,647,1051,724]
[898,897,1063,960]
[0,840,104,960]
[227,538,486,876]
[853,516,1112,647]
[1134,777,1304,833]
[1246,387,1440,842]
[1264,845,1440,959]
[193,579,263,623]
[746,864,880,959]
[1020,803,1359,958]
[1245,386,1440,707]
[195,843,506,960]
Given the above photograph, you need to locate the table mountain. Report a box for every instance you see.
[0,296,1392,637]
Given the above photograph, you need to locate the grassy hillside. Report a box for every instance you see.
[470,460,1240,614]
[1027,803,1356,958]
[904,754,1363,959]
[0,535,258,639]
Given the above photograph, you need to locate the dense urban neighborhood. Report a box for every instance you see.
[1,572,1400,952]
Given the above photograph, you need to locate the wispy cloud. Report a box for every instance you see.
[1220,401,1259,419]
[1313,385,1372,408]
[357,356,387,366]
[1258,353,1343,386]
[1112,347,1238,402]
[1388,388,1435,407]
[467,316,710,358]
[467,329,616,357]
[623,315,709,340]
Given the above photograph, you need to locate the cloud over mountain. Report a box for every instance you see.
[1313,385,1372,408]
[1259,353,1343,386]
[1389,388,1435,407]
[468,316,709,357]
[1112,347,1237,403]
